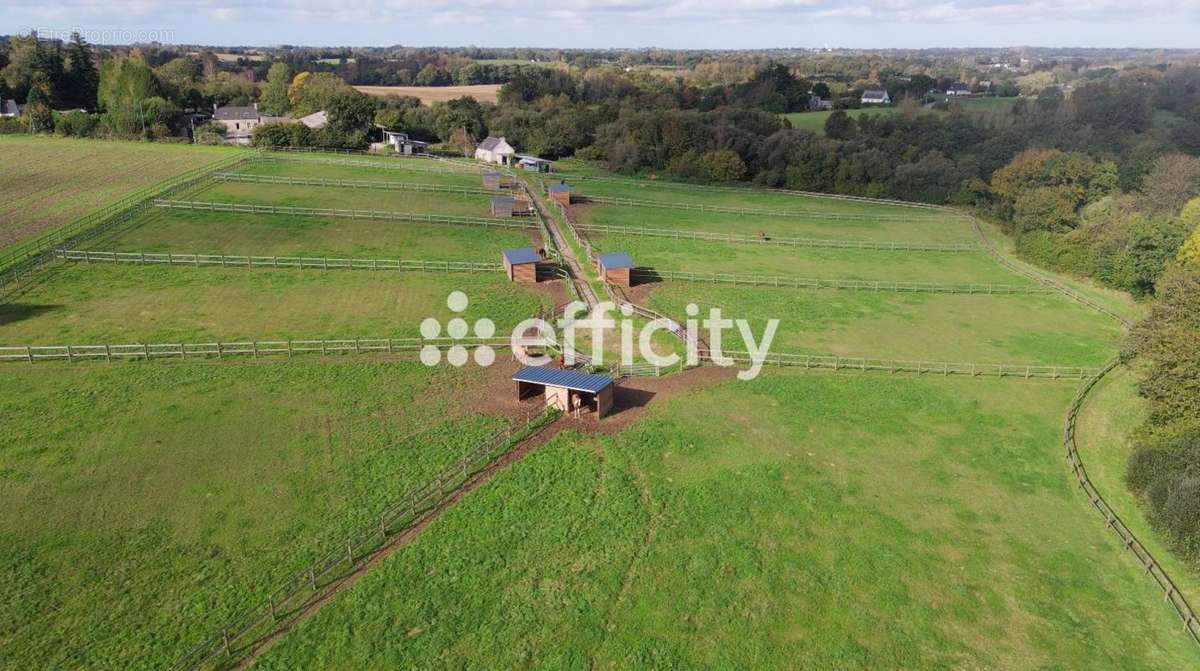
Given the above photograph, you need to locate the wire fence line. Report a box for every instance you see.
[636,268,1052,295]
[213,172,498,196]
[152,199,539,230]
[1063,359,1200,647]
[54,249,503,275]
[576,193,954,223]
[576,222,980,253]
[0,154,250,297]
[171,407,559,671]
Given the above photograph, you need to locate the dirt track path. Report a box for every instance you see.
[236,416,565,669]
[522,180,599,309]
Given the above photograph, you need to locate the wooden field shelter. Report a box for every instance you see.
[597,252,635,287]
[490,196,515,217]
[547,182,571,205]
[482,171,502,189]
[502,248,541,283]
[513,366,615,419]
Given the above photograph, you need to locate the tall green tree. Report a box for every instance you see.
[62,33,98,110]
[259,62,292,116]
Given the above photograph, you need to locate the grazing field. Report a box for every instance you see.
[645,285,1119,365]
[353,84,502,105]
[0,264,543,344]
[0,360,519,669]
[781,98,1019,134]
[0,136,240,251]
[4,141,1188,670]
[257,373,1200,669]
[83,208,537,259]
[593,235,1032,285]
[1073,367,1200,610]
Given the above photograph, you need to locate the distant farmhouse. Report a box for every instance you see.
[947,83,972,96]
[808,95,833,111]
[212,104,325,145]
[475,136,516,166]
[861,90,891,105]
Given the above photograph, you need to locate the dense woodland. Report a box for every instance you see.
[3,34,1199,565]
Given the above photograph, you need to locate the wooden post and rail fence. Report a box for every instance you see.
[170,408,559,671]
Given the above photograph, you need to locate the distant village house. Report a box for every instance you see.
[947,83,971,96]
[860,90,891,105]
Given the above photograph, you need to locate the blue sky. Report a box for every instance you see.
[2,1,1198,48]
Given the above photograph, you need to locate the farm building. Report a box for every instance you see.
[482,171,504,189]
[381,129,428,154]
[547,183,571,205]
[513,366,615,419]
[947,82,971,96]
[299,110,328,129]
[502,248,541,283]
[491,196,515,217]
[597,252,635,287]
[860,90,891,104]
[475,136,516,166]
[517,155,552,172]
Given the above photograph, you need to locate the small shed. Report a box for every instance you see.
[482,171,502,189]
[513,366,615,419]
[491,196,515,217]
[547,183,571,206]
[597,252,635,287]
[502,248,540,283]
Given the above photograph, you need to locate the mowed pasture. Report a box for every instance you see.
[3,141,1190,670]
[0,136,240,250]
[0,360,525,669]
[256,373,1200,670]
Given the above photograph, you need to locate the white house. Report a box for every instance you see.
[947,83,972,96]
[861,90,891,105]
[475,136,516,166]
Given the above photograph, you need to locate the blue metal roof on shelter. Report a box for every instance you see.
[548,183,571,192]
[503,248,540,265]
[513,366,614,394]
[598,252,634,269]
[491,196,515,204]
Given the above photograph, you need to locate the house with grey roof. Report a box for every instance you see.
[947,82,972,96]
[860,90,891,105]
[475,136,516,166]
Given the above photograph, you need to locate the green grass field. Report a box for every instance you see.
[3,141,1192,670]
[645,285,1119,365]
[0,360,518,668]
[594,234,1031,285]
[0,136,241,251]
[782,98,1019,135]
[0,264,544,344]
[83,207,537,260]
[255,372,1200,669]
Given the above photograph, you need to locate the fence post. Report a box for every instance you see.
[26,346,33,363]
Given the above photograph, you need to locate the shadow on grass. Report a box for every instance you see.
[611,386,656,417]
[0,303,62,326]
